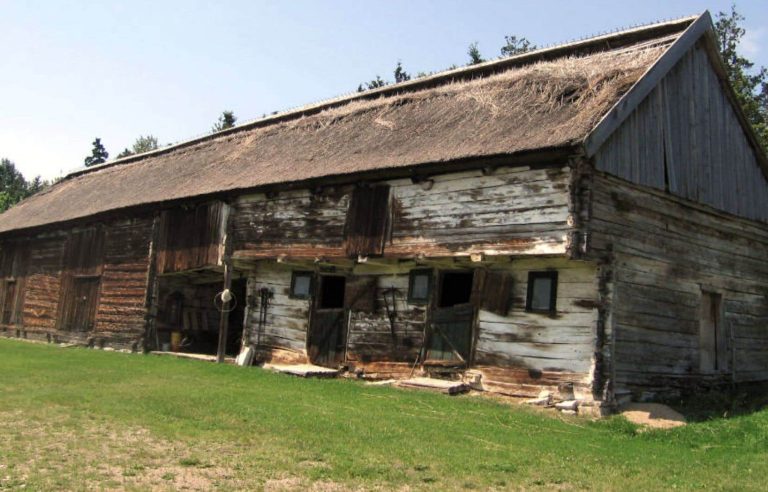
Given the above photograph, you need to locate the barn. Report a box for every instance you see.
[1,12,766,413]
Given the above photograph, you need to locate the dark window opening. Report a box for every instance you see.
[2,280,16,325]
[438,272,474,308]
[526,271,558,313]
[408,269,432,304]
[290,271,313,299]
[319,276,346,309]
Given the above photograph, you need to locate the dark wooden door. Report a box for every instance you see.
[308,309,347,367]
[426,304,474,363]
[66,277,100,332]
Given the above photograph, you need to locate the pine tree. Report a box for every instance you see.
[212,111,237,132]
[84,138,109,167]
[0,158,47,212]
[394,61,411,83]
[467,42,484,65]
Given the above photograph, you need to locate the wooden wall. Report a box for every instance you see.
[594,40,768,223]
[232,164,572,260]
[94,218,154,341]
[243,257,602,397]
[3,217,153,348]
[21,233,66,334]
[156,201,227,274]
[588,172,768,397]
[472,258,600,399]
[245,262,311,363]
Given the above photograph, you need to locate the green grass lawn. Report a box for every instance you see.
[1,338,766,491]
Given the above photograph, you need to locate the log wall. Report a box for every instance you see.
[244,257,601,396]
[587,172,768,398]
[232,164,572,260]
[3,217,153,349]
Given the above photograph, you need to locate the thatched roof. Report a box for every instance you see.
[0,17,695,235]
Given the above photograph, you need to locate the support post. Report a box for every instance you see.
[216,261,232,363]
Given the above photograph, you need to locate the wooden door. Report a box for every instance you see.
[426,304,474,363]
[308,309,348,367]
[63,277,100,332]
[308,275,348,367]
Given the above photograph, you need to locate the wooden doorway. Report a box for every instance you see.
[61,276,101,332]
[308,275,348,367]
[425,271,475,364]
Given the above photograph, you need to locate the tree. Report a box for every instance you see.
[357,75,388,92]
[714,5,768,151]
[500,35,535,57]
[117,135,159,158]
[394,61,411,83]
[0,158,47,212]
[467,42,484,65]
[84,138,109,167]
[212,111,237,132]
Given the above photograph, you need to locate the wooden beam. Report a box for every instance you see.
[584,12,712,157]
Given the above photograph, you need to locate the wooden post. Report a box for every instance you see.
[216,261,232,363]
[216,206,234,364]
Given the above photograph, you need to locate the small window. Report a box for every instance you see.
[318,276,346,309]
[438,271,474,308]
[408,269,432,304]
[526,271,558,313]
[290,271,313,299]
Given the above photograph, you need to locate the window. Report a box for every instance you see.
[408,269,432,304]
[318,276,346,309]
[438,271,474,308]
[700,291,726,373]
[526,271,558,313]
[290,271,313,299]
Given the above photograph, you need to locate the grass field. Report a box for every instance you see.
[1,338,766,491]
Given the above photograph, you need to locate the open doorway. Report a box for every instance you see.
[308,275,348,367]
[156,274,247,357]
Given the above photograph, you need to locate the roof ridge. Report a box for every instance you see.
[64,13,699,180]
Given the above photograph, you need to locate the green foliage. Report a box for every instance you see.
[0,158,46,212]
[715,5,768,152]
[84,137,109,167]
[394,61,411,83]
[357,75,388,92]
[117,135,160,158]
[212,111,237,133]
[467,42,484,65]
[501,35,535,57]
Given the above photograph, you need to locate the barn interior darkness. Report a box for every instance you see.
[155,275,246,356]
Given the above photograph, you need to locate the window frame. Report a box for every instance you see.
[407,269,433,305]
[289,271,314,300]
[525,271,558,314]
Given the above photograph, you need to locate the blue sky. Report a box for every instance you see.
[1,0,766,180]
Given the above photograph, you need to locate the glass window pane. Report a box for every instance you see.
[411,273,429,300]
[293,275,311,298]
[531,277,552,311]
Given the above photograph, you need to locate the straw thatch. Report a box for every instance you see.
[0,27,683,234]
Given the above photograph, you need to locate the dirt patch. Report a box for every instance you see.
[0,410,241,490]
[620,403,687,429]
